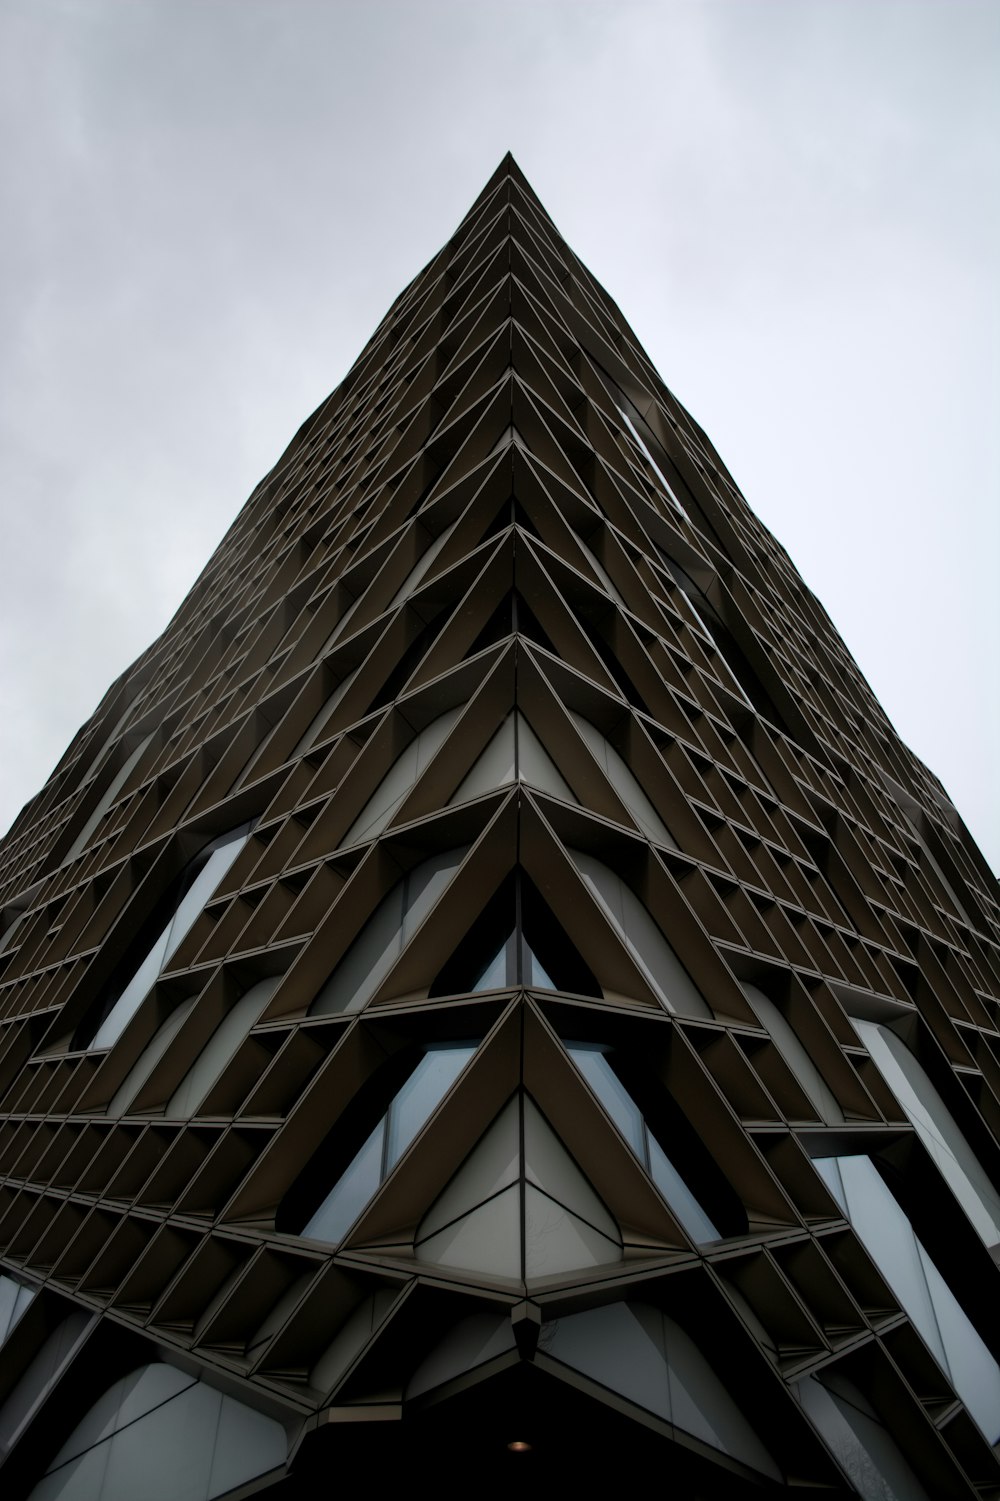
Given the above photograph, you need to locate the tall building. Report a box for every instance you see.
[0,155,997,1500]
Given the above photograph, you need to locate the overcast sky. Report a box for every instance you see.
[1,0,997,873]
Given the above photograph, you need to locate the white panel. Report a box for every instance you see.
[418,1098,520,1239]
[798,1374,930,1501]
[542,1302,671,1419]
[742,983,844,1124]
[416,1185,522,1279]
[522,1097,619,1240]
[0,1275,33,1347]
[114,1363,194,1430]
[32,1365,286,1501]
[29,1444,111,1501]
[515,717,575,802]
[543,1302,778,1478]
[386,520,458,607]
[449,715,516,804]
[46,1374,131,1470]
[836,1155,946,1367]
[658,1314,780,1477]
[399,847,467,945]
[524,1185,621,1277]
[916,1242,1000,1443]
[167,977,279,1118]
[853,1019,1000,1247]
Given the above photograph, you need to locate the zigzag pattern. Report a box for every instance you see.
[0,156,997,1497]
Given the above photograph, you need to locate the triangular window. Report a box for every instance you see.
[430,872,601,998]
[281,1041,479,1245]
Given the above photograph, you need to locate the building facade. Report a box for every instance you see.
[0,156,998,1498]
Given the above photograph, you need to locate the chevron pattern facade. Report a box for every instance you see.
[0,156,998,1498]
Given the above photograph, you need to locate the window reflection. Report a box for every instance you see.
[296,1043,478,1245]
[566,1043,720,1242]
[815,1153,1000,1444]
[79,824,253,1052]
[569,850,711,1018]
[851,1017,1000,1249]
[310,847,468,1016]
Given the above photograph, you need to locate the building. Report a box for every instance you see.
[0,155,998,1499]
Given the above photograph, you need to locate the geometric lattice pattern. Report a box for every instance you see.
[0,156,998,1499]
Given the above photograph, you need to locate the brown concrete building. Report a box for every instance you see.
[0,157,998,1498]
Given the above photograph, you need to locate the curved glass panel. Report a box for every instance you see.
[741,982,843,1124]
[0,1312,91,1457]
[0,1273,35,1349]
[89,825,252,1051]
[566,1044,720,1242]
[569,712,676,847]
[293,665,361,756]
[107,996,198,1117]
[852,1018,1000,1247]
[569,850,711,1018]
[342,707,461,847]
[301,1043,477,1244]
[815,1153,1000,1444]
[63,733,154,865]
[167,976,281,1118]
[310,847,467,1016]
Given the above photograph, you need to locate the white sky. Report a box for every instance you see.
[1,0,997,872]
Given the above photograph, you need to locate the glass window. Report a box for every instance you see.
[449,711,574,806]
[83,824,253,1052]
[569,850,711,1018]
[815,1153,1000,1444]
[166,976,281,1118]
[62,733,154,865]
[566,1044,720,1242]
[429,871,601,999]
[851,1017,1000,1248]
[299,1043,477,1245]
[309,847,468,1017]
[341,707,461,847]
[569,712,676,847]
[741,982,843,1124]
[0,1311,91,1458]
[0,1273,35,1349]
